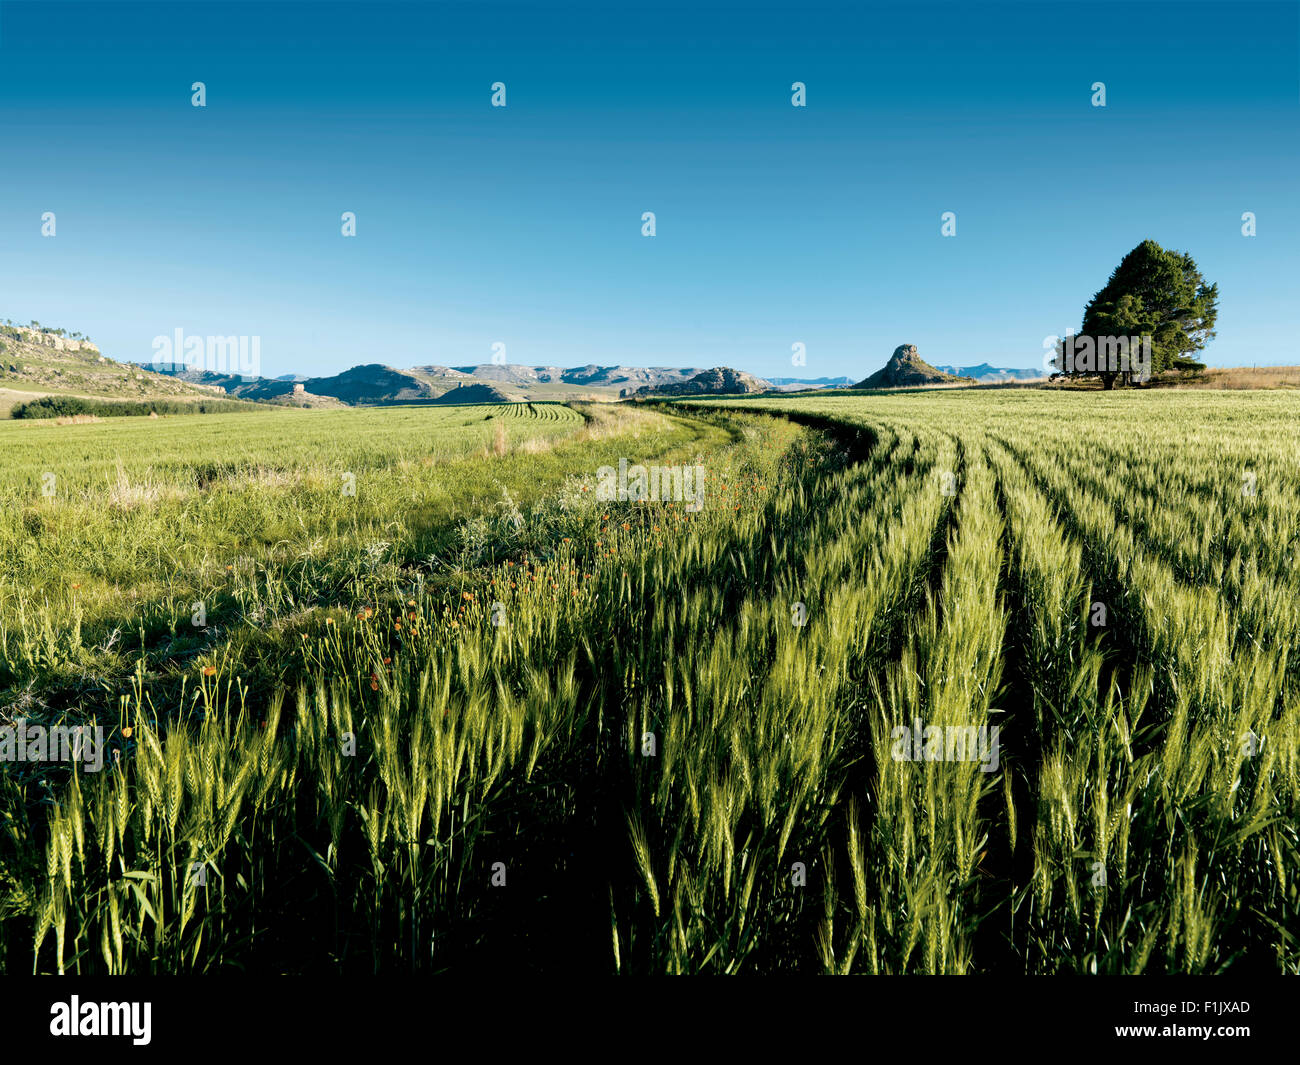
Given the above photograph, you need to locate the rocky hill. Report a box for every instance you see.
[633,367,772,397]
[0,321,224,415]
[428,383,512,404]
[855,345,972,389]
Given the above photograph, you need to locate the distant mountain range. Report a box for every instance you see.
[766,375,855,391]
[933,363,1046,381]
[151,361,859,404]
[154,362,718,404]
[6,312,1046,413]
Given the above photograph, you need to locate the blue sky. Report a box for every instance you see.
[0,0,1296,379]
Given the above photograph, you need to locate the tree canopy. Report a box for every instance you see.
[1065,239,1218,387]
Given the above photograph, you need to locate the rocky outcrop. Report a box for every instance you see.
[633,367,772,397]
[855,345,970,389]
[11,326,98,353]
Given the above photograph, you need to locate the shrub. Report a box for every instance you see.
[10,395,268,419]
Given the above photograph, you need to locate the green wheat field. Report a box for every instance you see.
[1,392,1297,974]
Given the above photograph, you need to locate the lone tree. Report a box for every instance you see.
[1061,239,1218,388]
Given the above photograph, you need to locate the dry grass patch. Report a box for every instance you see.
[1175,366,1300,389]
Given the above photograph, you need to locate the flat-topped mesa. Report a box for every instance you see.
[855,344,971,389]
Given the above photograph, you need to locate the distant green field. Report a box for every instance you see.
[0,401,607,656]
[0,401,581,489]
